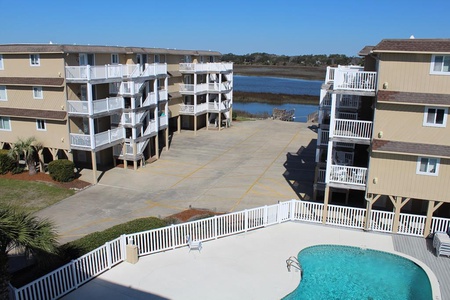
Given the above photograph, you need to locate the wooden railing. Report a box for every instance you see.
[10,200,450,300]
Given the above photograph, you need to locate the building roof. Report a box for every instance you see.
[377,91,450,106]
[373,39,450,54]
[358,46,375,56]
[0,44,222,56]
[0,77,64,87]
[0,107,66,120]
[372,139,450,158]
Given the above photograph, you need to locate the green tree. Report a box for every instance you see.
[0,206,58,298]
[8,137,40,175]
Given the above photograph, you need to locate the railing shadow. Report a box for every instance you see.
[283,139,317,200]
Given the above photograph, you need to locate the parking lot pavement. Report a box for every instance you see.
[36,120,317,244]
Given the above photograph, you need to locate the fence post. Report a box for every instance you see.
[71,260,79,289]
[171,224,176,249]
[263,205,268,227]
[105,242,112,270]
[244,210,248,232]
[277,201,282,224]
[120,234,127,262]
[290,199,296,221]
[214,215,218,239]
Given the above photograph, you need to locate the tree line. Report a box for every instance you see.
[221,52,361,66]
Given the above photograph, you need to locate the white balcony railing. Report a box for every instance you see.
[333,119,372,140]
[179,103,208,115]
[179,62,233,73]
[67,97,125,116]
[329,165,367,186]
[339,95,360,109]
[65,63,167,81]
[159,117,168,128]
[158,89,168,102]
[143,120,157,136]
[318,169,326,183]
[179,82,232,94]
[143,92,158,107]
[207,100,231,112]
[318,129,329,146]
[334,68,377,92]
[70,128,124,149]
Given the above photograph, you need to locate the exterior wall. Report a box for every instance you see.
[373,103,450,146]
[169,98,182,116]
[0,86,66,110]
[1,117,68,149]
[377,53,450,94]
[367,152,450,202]
[0,53,65,77]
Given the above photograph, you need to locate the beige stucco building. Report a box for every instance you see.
[0,44,233,183]
[314,38,450,236]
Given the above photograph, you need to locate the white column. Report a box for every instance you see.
[324,93,337,183]
[87,83,96,150]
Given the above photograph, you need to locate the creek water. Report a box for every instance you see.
[233,75,321,122]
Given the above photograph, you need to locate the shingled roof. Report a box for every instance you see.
[0,44,222,56]
[0,107,66,120]
[373,39,450,54]
[377,91,450,106]
[0,77,64,87]
[372,139,450,158]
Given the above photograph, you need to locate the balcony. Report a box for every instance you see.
[317,129,355,149]
[179,82,232,95]
[325,66,376,92]
[65,63,167,82]
[159,116,168,128]
[207,99,232,112]
[67,97,124,116]
[329,165,367,186]
[179,103,208,115]
[179,62,233,73]
[70,127,125,150]
[333,119,373,142]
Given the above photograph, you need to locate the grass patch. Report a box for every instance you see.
[0,178,74,213]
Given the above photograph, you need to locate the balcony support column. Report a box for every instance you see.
[389,196,410,233]
[165,128,169,152]
[423,201,444,237]
[133,143,137,171]
[177,115,181,134]
[91,151,98,184]
[322,186,330,224]
[155,135,159,159]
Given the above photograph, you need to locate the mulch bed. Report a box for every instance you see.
[0,172,91,190]
[167,208,223,222]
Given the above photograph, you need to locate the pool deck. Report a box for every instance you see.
[62,222,403,300]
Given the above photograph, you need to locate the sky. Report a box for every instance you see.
[1,0,450,56]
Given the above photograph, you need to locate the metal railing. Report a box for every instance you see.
[333,119,373,140]
[11,200,450,300]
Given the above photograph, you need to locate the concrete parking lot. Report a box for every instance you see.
[36,120,317,244]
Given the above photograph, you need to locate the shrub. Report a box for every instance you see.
[0,149,16,174]
[11,166,24,174]
[48,159,75,182]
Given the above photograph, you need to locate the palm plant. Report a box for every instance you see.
[0,206,58,299]
[8,137,40,175]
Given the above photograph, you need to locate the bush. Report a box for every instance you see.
[11,166,24,174]
[0,149,16,174]
[48,159,75,182]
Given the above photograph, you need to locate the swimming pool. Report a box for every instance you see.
[283,245,433,300]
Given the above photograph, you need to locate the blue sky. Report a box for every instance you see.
[1,0,449,56]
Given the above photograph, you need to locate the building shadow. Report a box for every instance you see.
[283,139,317,200]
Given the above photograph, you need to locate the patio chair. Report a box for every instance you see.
[186,235,202,252]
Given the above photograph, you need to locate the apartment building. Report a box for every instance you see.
[0,44,233,183]
[314,38,450,236]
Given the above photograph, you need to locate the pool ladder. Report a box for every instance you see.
[286,256,302,273]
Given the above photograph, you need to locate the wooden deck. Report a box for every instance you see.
[393,234,450,299]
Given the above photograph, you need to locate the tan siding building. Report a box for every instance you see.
[0,44,233,183]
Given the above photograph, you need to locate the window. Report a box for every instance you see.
[0,86,6,101]
[0,116,11,131]
[111,54,119,64]
[36,119,46,131]
[417,157,440,176]
[154,54,160,63]
[33,86,43,99]
[423,106,447,127]
[0,54,3,70]
[30,54,40,66]
[430,55,450,74]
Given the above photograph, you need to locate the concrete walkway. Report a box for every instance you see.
[36,120,317,244]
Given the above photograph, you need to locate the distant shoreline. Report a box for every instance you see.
[233,91,319,105]
[233,64,326,81]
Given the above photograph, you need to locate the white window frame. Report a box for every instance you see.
[430,55,450,75]
[0,116,11,131]
[111,53,119,65]
[36,119,46,131]
[33,86,43,99]
[0,86,7,101]
[416,157,440,176]
[423,106,448,127]
[30,54,40,66]
[0,54,3,70]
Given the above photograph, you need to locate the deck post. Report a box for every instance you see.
[423,200,444,237]
[322,186,330,224]
[91,151,98,184]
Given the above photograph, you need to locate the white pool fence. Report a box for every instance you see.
[9,199,450,300]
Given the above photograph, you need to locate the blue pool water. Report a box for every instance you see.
[284,245,432,300]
